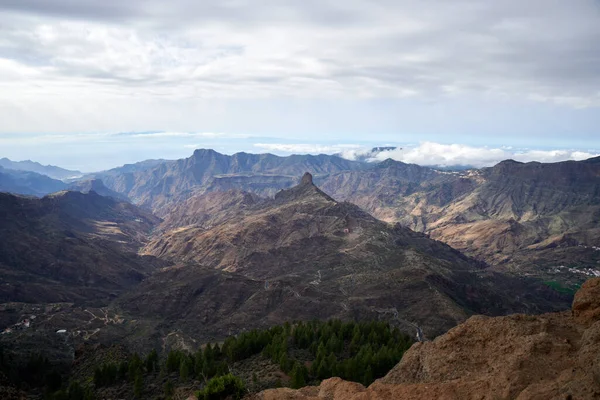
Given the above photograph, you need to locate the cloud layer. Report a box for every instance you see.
[1,0,600,134]
[373,143,599,168]
[254,142,600,168]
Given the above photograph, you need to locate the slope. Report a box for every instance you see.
[0,190,163,304]
[68,178,130,202]
[320,157,600,288]
[125,173,567,344]
[256,277,600,400]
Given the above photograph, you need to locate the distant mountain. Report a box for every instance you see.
[0,158,82,180]
[320,157,600,287]
[0,190,163,303]
[128,173,566,342]
[0,165,67,196]
[68,178,130,202]
[88,150,600,290]
[89,159,171,178]
[95,149,364,214]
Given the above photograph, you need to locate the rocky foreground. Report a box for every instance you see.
[254,278,600,400]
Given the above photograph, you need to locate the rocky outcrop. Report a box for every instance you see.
[254,278,600,400]
[573,277,600,326]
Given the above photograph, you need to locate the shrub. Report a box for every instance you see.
[196,373,246,400]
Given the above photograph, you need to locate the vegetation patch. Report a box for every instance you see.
[1,319,412,399]
[544,280,579,295]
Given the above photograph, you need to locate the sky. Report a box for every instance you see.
[0,0,599,171]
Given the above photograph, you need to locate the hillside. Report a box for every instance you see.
[0,191,163,303]
[128,173,567,344]
[320,158,600,287]
[68,179,130,202]
[255,277,600,399]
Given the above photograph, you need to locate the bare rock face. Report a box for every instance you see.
[253,278,600,400]
[300,172,314,185]
[573,277,600,326]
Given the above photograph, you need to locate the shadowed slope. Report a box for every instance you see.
[126,174,567,343]
[0,191,163,303]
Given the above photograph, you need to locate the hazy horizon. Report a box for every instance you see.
[1,1,599,171]
[1,138,598,173]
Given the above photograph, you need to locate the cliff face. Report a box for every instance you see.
[255,277,600,400]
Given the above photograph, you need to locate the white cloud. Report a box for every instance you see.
[372,142,600,168]
[254,141,600,167]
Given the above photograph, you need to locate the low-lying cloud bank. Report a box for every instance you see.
[371,142,599,168]
[254,142,599,168]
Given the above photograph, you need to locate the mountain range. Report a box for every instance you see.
[2,149,598,292]
[123,173,563,344]
[0,158,81,180]
[65,149,600,291]
[319,157,600,287]
[0,148,599,398]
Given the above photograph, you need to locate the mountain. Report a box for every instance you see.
[0,165,67,196]
[320,157,600,288]
[68,178,130,202]
[157,189,261,233]
[91,149,364,215]
[0,158,82,180]
[84,159,171,184]
[74,149,600,289]
[256,277,600,400]
[0,190,162,304]
[122,173,567,344]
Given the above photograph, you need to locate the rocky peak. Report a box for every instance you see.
[192,148,218,158]
[275,173,334,203]
[300,172,314,185]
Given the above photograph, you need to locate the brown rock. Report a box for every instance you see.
[573,278,600,326]
[253,278,600,399]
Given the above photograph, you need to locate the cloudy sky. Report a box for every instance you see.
[0,0,599,171]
